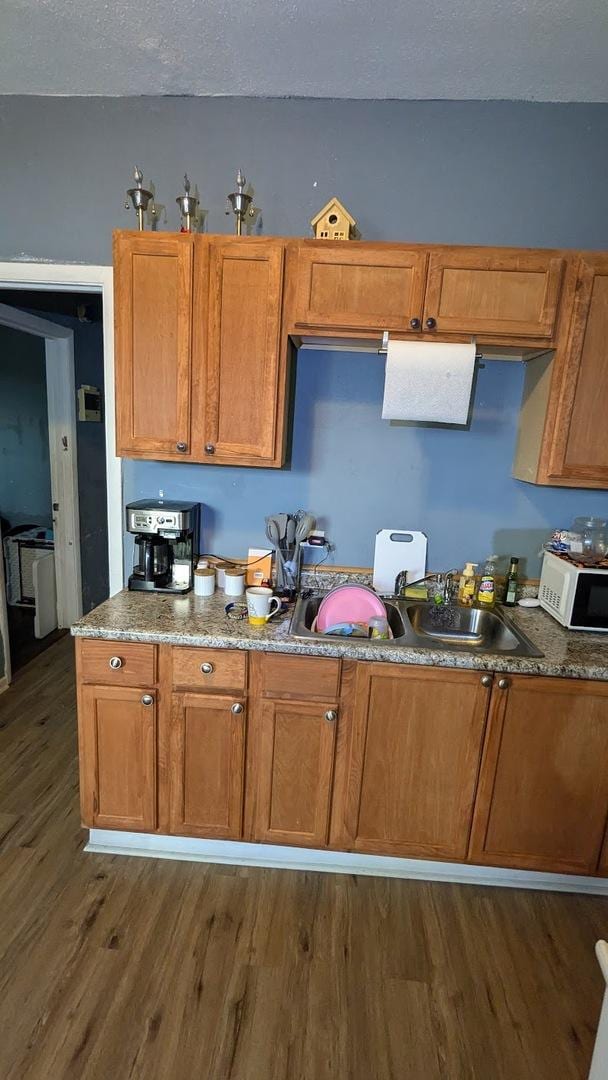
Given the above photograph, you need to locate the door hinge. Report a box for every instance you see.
[62,435,68,451]
[52,502,59,512]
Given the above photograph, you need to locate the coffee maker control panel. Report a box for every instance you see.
[126,501,196,536]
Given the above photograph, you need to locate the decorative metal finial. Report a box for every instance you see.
[225,168,255,236]
[176,172,199,233]
[125,166,154,230]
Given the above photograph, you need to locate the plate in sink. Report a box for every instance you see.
[316,584,386,633]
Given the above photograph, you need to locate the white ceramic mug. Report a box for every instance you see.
[246,586,281,626]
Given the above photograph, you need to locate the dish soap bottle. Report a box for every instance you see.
[477,555,497,606]
[458,562,478,607]
[503,556,519,606]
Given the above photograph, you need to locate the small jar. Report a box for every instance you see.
[224,568,245,597]
[194,567,215,597]
[214,562,230,589]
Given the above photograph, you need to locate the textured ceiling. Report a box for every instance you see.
[3,0,608,100]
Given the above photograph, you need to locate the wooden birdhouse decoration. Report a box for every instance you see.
[311,198,357,240]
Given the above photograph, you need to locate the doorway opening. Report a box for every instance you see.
[0,264,121,689]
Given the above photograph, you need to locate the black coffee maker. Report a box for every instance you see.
[126,500,201,593]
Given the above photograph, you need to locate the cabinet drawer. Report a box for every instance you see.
[79,639,157,687]
[172,647,247,692]
[260,654,341,700]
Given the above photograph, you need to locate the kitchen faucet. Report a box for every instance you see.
[394,568,460,603]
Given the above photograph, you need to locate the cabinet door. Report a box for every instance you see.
[292,243,428,333]
[545,255,608,486]
[169,693,245,839]
[114,231,193,458]
[424,248,564,340]
[343,665,491,859]
[470,675,608,874]
[78,684,157,831]
[253,700,338,847]
[198,238,287,466]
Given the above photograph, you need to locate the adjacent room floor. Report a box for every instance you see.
[0,637,605,1079]
[6,605,67,673]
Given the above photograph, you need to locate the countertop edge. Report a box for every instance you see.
[70,623,608,681]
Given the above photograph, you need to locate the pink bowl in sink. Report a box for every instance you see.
[316,584,386,633]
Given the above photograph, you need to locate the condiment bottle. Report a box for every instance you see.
[503,557,519,606]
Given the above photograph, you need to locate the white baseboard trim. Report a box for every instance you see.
[85,830,608,896]
[0,676,8,695]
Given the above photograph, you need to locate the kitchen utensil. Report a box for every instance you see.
[275,513,289,541]
[285,516,296,549]
[316,584,386,633]
[265,516,286,589]
[373,530,427,595]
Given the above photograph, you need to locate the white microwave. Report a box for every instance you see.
[539,551,608,631]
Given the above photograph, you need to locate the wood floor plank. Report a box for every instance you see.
[0,636,606,1078]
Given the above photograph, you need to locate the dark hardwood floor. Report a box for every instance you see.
[7,604,67,673]
[0,636,606,1079]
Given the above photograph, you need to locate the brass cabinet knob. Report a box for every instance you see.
[325,709,338,722]
[409,317,421,330]
[231,702,244,715]
[204,444,216,455]
[109,656,123,669]
[176,441,188,452]
[481,675,493,687]
[425,317,437,330]
[141,693,154,706]
[497,678,510,690]
[200,662,214,675]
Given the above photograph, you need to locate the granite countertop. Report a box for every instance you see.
[71,588,608,681]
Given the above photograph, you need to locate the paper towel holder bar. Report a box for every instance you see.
[378,330,484,364]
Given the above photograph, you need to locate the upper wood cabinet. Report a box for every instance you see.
[469,674,608,875]
[424,249,565,340]
[341,664,491,860]
[194,238,288,466]
[169,691,246,839]
[78,683,158,832]
[514,254,608,489]
[114,232,194,459]
[291,242,428,333]
[113,232,289,467]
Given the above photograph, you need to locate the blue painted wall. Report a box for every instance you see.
[0,325,51,529]
[1,96,608,579]
[124,349,608,579]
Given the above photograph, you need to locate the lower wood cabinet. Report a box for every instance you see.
[169,692,246,839]
[469,674,608,874]
[75,640,608,880]
[341,664,491,860]
[251,699,338,848]
[78,683,158,832]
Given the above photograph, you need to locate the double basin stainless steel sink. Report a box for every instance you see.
[290,593,543,658]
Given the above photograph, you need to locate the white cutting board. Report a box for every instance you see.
[373,530,427,595]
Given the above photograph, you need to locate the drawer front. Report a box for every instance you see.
[172,647,247,692]
[79,639,157,687]
[261,654,341,700]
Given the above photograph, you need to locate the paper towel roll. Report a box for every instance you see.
[381,340,476,425]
